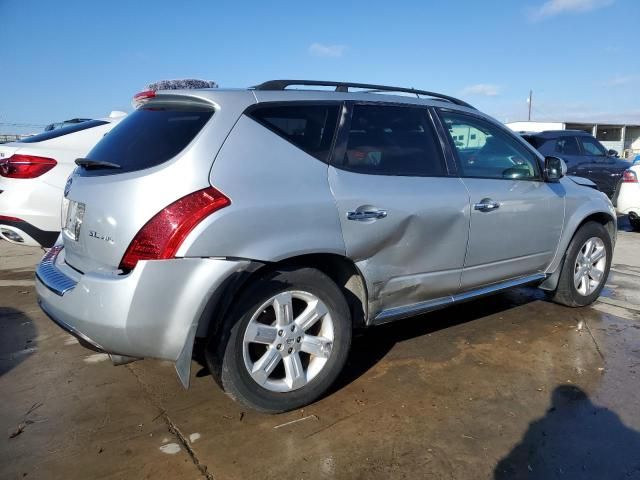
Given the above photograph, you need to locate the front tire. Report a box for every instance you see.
[551,221,612,307]
[207,267,352,413]
[630,216,640,232]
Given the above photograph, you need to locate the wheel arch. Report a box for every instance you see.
[196,252,369,342]
[540,208,616,291]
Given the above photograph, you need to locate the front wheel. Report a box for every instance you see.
[207,267,352,413]
[551,221,612,307]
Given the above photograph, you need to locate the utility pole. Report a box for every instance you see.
[527,90,533,121]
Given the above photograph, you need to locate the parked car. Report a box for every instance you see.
[35,80,616,413]
[521,130,631,198]
[615,165,640,230]
[0,112,126,246]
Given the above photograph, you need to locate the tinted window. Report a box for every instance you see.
[80,105,213,177]
[440,111,540,180]
[19,120,108,143]
[555,137,580,155]
[580,136,607,156]
[521,135,543,149]
[335,104,445,176]
[249,104,339,162]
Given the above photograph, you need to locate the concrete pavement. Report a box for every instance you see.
[1,221,639,479]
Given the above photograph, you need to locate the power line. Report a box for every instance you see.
[0,122,46,128]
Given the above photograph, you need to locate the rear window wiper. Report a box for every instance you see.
[75,158,121,169]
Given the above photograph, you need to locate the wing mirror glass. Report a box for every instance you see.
[607,149,619,157]
[544,156,566,182]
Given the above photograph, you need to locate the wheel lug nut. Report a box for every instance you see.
[290,325,295,332]
[276,344,282,350]
[287,347,293,354]
[296,336,301,343]
[278,330,283,336]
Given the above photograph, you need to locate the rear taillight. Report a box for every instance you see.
[119,187,231,271]
[132,90,156,108]
[0,215,23,222]
[622,170,638,183]
[0,154,57,179]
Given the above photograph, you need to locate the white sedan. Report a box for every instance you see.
[0,112,126,246]
[616,164,640,231]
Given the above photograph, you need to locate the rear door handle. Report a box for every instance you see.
[347,209,388,221]
[473,199,500,212]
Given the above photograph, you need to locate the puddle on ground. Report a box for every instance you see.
[83,353,109,364]
[159,443,181,454]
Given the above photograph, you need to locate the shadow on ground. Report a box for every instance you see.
[495,385,640,479]
[193,283,550,396]
[192,286,545,392]
[334,286,545,393]
[0,307,37,376]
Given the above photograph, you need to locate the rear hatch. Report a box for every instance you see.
[61,94,218,274]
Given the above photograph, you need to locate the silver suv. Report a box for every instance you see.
[36,80,616,412]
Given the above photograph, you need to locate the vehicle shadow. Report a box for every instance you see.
[332,286,546,393]
[494,385,640,479]
[192,285,545,385]
[0,307,38,377]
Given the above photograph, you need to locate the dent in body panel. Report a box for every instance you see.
[184,115,346,261]
[328,167,470,318]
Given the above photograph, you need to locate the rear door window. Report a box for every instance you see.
[334,104,445,176]
[19,120,108,143]
[248,104,339,163]
[555,137,580,155]
[79,105,213,176]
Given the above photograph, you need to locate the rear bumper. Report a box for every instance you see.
[35,246,253,364]
[615,185,640,216]
[0,176,63,239]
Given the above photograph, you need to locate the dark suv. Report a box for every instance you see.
[521,130,631,198]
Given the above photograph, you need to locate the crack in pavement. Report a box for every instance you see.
[125,364,214,480]
[582,319,606,363]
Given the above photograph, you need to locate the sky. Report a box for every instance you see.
[1,0,639,134]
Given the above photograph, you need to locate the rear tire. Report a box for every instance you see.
[206,267,352,413]
[551,221,612,307]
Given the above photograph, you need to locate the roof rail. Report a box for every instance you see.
[251,80,475,109]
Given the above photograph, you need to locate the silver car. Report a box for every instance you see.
[35,80,616,412]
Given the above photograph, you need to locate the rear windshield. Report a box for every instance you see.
[19,120,108,143]
[79,105,213,176]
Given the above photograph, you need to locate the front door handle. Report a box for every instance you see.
[473,199,500,212]
[347,209,388,221]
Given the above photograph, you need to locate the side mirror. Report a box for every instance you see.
[544,156,566,182]
[607,149,619,157]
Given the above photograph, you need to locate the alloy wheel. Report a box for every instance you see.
[242,291,334,392]
[573,236,607,296]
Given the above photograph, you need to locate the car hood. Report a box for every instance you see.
[567,175,598,189]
